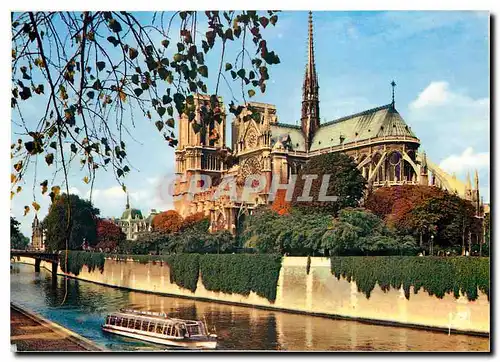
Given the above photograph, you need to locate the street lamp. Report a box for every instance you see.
[430,235,434,256]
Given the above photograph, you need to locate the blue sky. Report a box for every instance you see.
[11,11,490,237]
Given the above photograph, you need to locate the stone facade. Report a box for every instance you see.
[110,194,159,240]
[31,214,44,251]
[172,12,483,234]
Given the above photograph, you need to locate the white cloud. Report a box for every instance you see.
[407,81,489,160]
[439,147,489,174]
[410,81,489,110]
[410,81,450,109]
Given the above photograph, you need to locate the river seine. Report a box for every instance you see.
[10,263,489,351]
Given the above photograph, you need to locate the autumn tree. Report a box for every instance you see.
[180,211,208,231]
[95,218,126,252]
[270,189,291,215]
[366,185,479,253]
[11,11,281,251]
[152,210,184,233]
[43,193,99,251]
[11,11,280,207]
[290,153,366,215]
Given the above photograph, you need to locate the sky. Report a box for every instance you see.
[11,11,490,238]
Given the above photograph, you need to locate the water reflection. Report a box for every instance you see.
[11,263,489,351]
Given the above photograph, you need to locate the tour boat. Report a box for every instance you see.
[101,309,217,350]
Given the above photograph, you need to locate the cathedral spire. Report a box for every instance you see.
[301,11,320,151]
[391,80,396,108]
[465,171,472,191]
[126,192,130,210]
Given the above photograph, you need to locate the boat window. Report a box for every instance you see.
[116,317,122,326]
[128,318,134,328]
[155,324,163,334]
[121,318,128,327]
[110,316,116,325]
[148,322,156,332]
[187,324,200,335]
[134,319,142,330]
[141,321,148,331]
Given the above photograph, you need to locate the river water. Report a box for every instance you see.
[10,263,489,352]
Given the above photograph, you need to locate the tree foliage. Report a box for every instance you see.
[290,153,366,215]
[365,185,480,251]
[43,193,99,251]
[95,218,125,252]
[151,210,184,233]
[241,206,415,256]
[11,11,281,222]
[11,216,29,250]
[270,189,291,215]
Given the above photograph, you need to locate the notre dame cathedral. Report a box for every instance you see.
[173,12,483,234]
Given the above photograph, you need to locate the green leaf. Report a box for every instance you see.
[109,19,122,33]
[131,74,139,85]
[224,28,234,41]
[87,91,95,99]
[259,16,269,28]
[161,39,170,48]
[107,36,119,46]
[237,69,246,79]
[157,106,166,117]
[198,65,208,78]
[248,89,256,98]
[166,118,175,128]
[70,143,77,153]
[129,47,139,60]
[45,153,54,165]
[96,61,105,71]
[158,67,168,80]
[134,88,143,97]
[163,95,172,104]
[225,63,232,71]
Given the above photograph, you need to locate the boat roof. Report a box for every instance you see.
[108,310,201,325]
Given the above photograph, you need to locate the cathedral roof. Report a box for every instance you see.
[121,208,143,220]
[310,104,418,151]
[270,123,306,151]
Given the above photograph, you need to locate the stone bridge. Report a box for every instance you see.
[11,250,59,277]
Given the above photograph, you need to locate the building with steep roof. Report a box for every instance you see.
[173,11,483,233]
[111,194,160,240]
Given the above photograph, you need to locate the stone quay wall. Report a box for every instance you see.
[16,256,489,335]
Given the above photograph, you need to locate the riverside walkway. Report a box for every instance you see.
[11,303,105,352]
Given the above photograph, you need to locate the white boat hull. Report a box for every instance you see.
[102,326,217,350]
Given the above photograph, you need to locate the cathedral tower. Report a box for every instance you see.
[301,11,321,151]
[31,214,44,251]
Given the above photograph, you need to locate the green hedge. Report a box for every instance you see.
[164,254,200,293]
[60,251,105,276]
[104,253,282,302]
[199,254,282,302]
[330,256,489,301]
